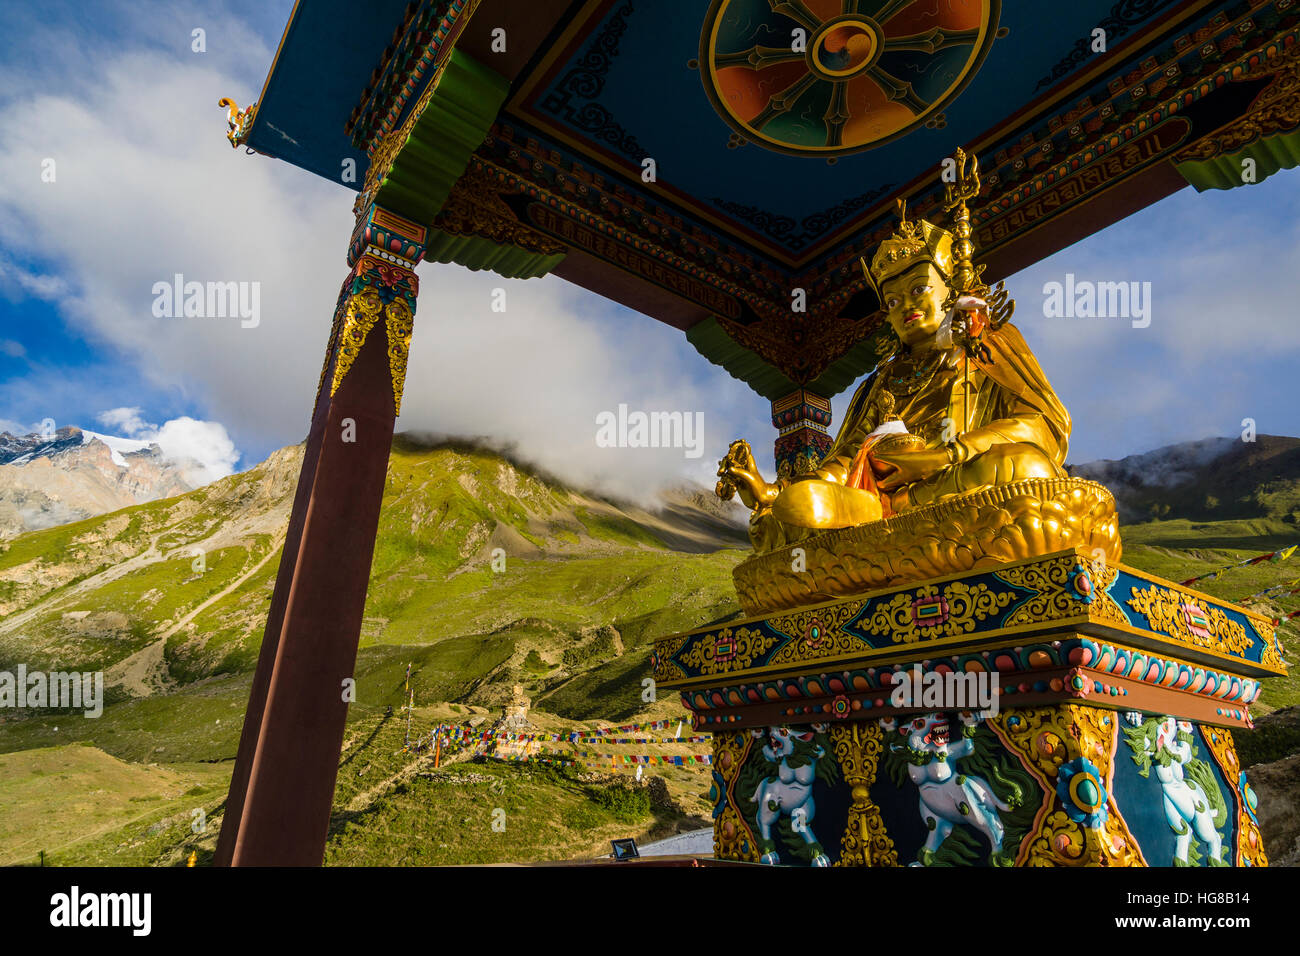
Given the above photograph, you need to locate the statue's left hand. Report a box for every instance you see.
[871,446,951,491]
[949,295,989,345]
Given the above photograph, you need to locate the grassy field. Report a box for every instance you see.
[1120,517,1300,711]
[0,743,230,867]
[0,698,714,867]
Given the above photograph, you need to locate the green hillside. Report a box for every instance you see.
[0,434,1296,866]
[0,435,744,865]
[0,436,747,713]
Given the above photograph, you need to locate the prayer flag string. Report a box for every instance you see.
[1179,544,1298,587]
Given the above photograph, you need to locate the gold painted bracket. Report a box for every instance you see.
[217,97,256,148]
[328,290,415,416]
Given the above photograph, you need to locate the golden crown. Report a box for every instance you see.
[859,199,955,298]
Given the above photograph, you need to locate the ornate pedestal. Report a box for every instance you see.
[653,547,1286,866]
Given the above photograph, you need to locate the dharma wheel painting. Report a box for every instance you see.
[701,0,1000,154]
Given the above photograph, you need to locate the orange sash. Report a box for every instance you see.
[846,434,892,518]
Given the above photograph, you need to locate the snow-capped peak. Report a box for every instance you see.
[79,428,158,468]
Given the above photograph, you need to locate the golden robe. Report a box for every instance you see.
[811,322,1071,512]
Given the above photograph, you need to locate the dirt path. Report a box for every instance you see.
[345,751,438,813]
[103,534,285,697]
[0,535,168,637]
[155,534,283,642]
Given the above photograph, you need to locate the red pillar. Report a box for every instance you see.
[216,206,425,866]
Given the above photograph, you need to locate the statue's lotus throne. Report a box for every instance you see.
[732,476,1121,616]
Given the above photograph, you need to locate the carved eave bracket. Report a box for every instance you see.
[431,161,566,256]
[328,287,417,416]
[713,308,888,389]
[1175,32,1300,185]
[217,97,257,149]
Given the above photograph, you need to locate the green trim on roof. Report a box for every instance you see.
[424,230,565,279]
[808,325,892,397]
[685,317,795,401]
[686,316,888,401]
[373,50,509,224]
[1174,126,1300,191]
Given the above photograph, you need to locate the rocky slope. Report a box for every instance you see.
[0,426,194,538]
[1241,705,1300,867]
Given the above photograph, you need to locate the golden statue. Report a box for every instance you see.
[717,151,1120,613]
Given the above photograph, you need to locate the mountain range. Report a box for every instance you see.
[0,426,196,538]
[0,434,748,707]
[1068,434,1300,523]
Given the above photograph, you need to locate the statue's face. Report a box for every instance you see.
[880,262,948,347]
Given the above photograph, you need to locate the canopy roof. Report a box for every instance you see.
[237,0,1300,399]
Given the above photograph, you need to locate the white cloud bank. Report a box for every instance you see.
[95,406,239,485]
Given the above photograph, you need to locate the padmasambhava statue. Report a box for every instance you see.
[718,152,1118,610]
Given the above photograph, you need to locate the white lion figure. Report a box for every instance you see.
[881,711,1015,866]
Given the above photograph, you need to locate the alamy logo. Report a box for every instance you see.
[0,666,103,717]
[50,886,151,936]
[595,404,705,459]
[889,664,1000,715]
[1041,273,1151,328]
[151,273,260,328]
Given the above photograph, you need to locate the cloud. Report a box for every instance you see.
[0,10,351,459]
[96,406,151,438]
[0,254,70,302]
[94,407,239,486]
[394,270,767,498]
[150,416,240,485]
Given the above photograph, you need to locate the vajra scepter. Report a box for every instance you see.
[941,148,1015,432]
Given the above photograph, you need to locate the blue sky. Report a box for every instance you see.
[0,0,1297,497]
